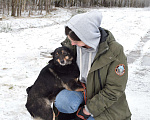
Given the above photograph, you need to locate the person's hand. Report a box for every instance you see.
[76,106,91,119]
[83,107,91,115]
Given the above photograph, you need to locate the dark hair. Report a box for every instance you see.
[65,26,81,41]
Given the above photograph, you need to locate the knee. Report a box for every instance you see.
[54,90,83,113]
[55,95,80,113]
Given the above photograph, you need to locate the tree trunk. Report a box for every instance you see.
[7,0,10,15]
[20,0,22,16]
[40,0,43,14]
[28,0,31,16]
[45,0,48,14]
[17,0,19,17]
[11,0,16,16]
[2,0,5,14]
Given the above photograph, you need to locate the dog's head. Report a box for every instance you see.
[51,47,74,66]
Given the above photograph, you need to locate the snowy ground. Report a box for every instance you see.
[0,7,150,120]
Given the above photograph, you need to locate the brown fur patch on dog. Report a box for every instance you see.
[65,56,69,60]
[75,88,84,92]
[57,59,61,64]
[62,83,72,91]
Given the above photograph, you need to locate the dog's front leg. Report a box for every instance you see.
[68,80,84,92]
[74,83,84,92]
[61,82,72,91]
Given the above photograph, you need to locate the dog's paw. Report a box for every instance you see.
[75,88,84,92]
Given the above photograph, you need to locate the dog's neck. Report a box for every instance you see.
[53,64,75,73]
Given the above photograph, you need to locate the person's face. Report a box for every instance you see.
[68,35,91,48]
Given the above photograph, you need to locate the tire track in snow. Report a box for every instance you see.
[126,30,150,120]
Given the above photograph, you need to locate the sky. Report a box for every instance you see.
[0,7,150,120]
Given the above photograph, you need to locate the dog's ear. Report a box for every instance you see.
[26,85,33,94]
[50,52,54,56]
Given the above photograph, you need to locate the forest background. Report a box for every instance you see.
[0,0,150,18]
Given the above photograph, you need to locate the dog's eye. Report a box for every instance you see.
[55,52,59,57]
[63,52,68,55]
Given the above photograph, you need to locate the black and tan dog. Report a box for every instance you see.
[25,46,84,120]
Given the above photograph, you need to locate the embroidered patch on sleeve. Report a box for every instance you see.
[115,64,125,76]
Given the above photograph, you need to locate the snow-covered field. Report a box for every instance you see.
[0,7,150,120]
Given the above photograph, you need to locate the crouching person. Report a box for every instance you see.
[54,11,132,120]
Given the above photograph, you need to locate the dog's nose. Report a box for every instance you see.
[60,60,64,64]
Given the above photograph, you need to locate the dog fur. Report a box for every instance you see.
[25,46,84,120]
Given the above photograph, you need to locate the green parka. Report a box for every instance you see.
[55,28,131,120]
[86,28,131,120]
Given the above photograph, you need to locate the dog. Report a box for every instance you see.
[25,46,84,120]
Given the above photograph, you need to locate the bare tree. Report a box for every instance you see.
[11,0,16,16]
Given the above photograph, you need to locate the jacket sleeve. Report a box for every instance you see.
[86,44,128,117]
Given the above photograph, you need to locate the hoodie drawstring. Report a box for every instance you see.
[87,52,92,76]
[79,48,82,80]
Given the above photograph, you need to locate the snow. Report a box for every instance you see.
[0,7,150,120]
